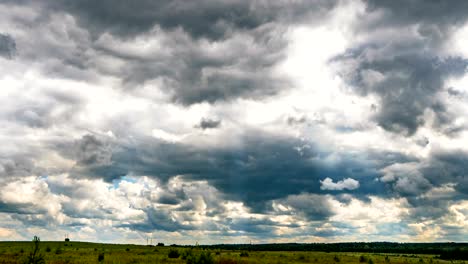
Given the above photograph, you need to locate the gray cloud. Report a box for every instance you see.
[74,134,113,167]
[57,132,411,214]
[332,0,468,136]
[196,118,221,130]
[0,156,45,179]
[0,33,15,59]
[1,0,339,105]
[334,48,467,135]
[38,0,336,40]
[279,193,333,221]
[422,150,468,195]
[93,24,291,105]
[1,0,468,242]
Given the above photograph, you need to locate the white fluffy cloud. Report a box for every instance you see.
[320,177,360,191]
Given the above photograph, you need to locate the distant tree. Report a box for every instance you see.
[157,242,165,246]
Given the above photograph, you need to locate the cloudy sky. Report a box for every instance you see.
[0,0,467,244]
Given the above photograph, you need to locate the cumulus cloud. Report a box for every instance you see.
[320,177,360,191]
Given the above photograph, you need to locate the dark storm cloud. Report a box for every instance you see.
[422,150,468,195]
[196,118,221,130]
[0,33,15,59]
[120,208,194,232]
[365,0,468,31]
[333,47,467,135]
[0,202,45,215]
[2,0,339,105]
[59,131,412,213]
[228,217,297,234]
[378,148,468,224]
[93,24,291,105]
[74,134,113,167]
[38,0,337,40]
[333,0,468,136]
[279,193,333,220]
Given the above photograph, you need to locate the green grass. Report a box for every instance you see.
[0,241,462,264]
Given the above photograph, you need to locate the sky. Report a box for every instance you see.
[0,0,467,244]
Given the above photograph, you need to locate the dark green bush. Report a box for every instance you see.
[186,251,214,264]
[239,252,249,257]
[98,252,104,262]
[181,249,193,260]
[168,249,180,258]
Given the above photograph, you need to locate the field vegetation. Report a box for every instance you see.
[0,240,466,264]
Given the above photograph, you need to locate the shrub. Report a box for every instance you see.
[239,252,249,257]
[168,249,180,258]
[98,252,105,262]
[216,259,240,264]
[360,255,368,263]
[368,258,374,264]
[55,248,63,254]
[45,246,51,253]
[181,249,193,260]
[334,255,340,262]
[186,251,214,264]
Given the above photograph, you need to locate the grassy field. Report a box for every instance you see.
[0,241,463,264]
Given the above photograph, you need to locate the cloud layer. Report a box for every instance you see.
[0,0,467,243]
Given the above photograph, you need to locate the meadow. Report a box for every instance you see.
[0,241,465,264]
